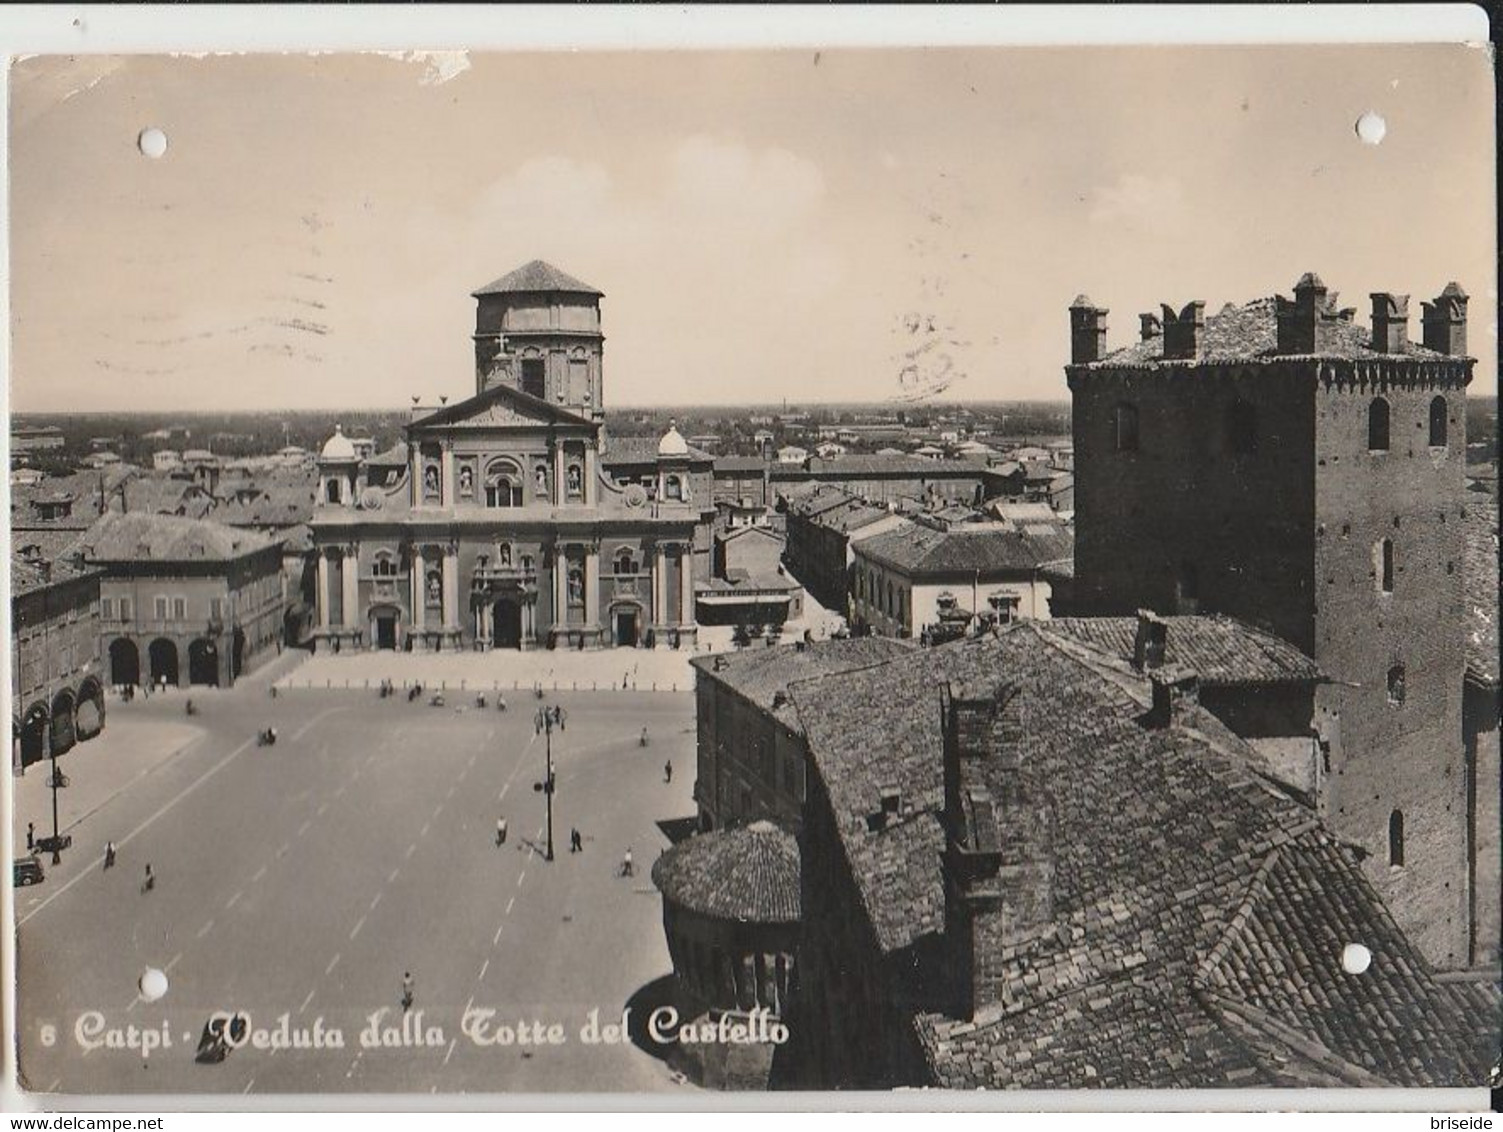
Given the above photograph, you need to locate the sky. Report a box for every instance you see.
[7,45,1496,412]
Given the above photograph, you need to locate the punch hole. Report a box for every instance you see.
[137,127,169,159]
[1355,112,1386,146]
[1340,943,1372,974]
[138,967,168,1001]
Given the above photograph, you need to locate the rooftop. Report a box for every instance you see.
[689,637,914,728]
[789,623,1492,1088]
[856,522,1074,577]
[76,512,279,564]
[1043,615,1323,687]
[1086,294,1454,369]
[603,435,713,467]
[651,820,801,925]
[471,259,602,298]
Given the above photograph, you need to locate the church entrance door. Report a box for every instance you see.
[614,608,640,648]
[375,615,397,650]
[492,599,522,650]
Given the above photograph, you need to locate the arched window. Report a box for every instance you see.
[614,548,639,575]
[372,552,398,578]
[1368,398,1390,452]
[324,478,342,504]
[1388,809,1405,867]
[1428,396,1448,448]
[1377,538,1394,593]
[665,475,684,502]
[1113,403,1140,452]
[1227,398,1258,455]
[1387,664,1406,705]
[484,460,523,508]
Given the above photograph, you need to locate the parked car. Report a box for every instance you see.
[13,855,45,886]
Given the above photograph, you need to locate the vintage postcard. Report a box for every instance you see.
[4,27,1498,1107]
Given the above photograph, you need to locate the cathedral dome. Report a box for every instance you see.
[658,422,689,458]
[320,425,357,462]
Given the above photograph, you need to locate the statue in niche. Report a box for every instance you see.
[535,466,548,495]
[499,544,512,568]
[426,571,442,605]
[568,567,584,604]
[567,465,582,496]
[458,466,474,495]
[424,465,440,497]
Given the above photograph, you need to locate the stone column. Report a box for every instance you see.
[584,543,601,637]
[679,542,695,626]
[653,543,667,631]
[442,543,459,635]
[317,549,331,630]
[409,547,425,632]
[341,544,359,630]
[441,442,455,508]
[554,444,566,506]
[584,446,598,506]
[410,445,424,508]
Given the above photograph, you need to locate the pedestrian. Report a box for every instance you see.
[26,822,34,852]
[623,671,629,690]
[621,847,634,877]
[558,708,566,732]
[401,971,415,1013]
[104,841,116,870]
[570,827,582,853]
[142,863,155,893]
[664,759,673,784]
[496,818,508,847]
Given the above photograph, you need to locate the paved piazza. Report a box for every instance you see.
[14,669,699,1096]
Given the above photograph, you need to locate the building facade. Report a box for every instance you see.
[851,520,1073,639]
[80,513,286,690]
[309,261,708,652]
[11,554,105,771]
[1066,275,1476,967]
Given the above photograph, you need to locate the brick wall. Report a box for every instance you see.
[1313,381,1470,968]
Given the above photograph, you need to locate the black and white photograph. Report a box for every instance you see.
[4,14,1499,1108]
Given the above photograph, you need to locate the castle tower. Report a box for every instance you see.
[470,260,605,424]
[1065,276,1476,969]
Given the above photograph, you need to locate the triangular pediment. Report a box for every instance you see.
[411,383,595,434]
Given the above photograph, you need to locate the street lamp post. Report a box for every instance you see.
[533,707,557,861]
[47,747,62,865]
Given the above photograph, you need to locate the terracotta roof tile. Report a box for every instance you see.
[1043,615,1323,686]
[471,259,602,297]
[1087,295,1452,368]
[652,820,801,923]
[791,624,1491,1088]
[856,523,1074,576]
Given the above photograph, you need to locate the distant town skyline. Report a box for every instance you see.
[9,46,1496,413]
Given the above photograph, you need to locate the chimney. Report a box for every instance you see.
[1132,609,1169,671]
[1422,282,1469,357]
[940,681,1054,1021]
[1069,295,1109,364]
[1160,302,1205,360]
[1139,312,1163,342]
[1276,272,1340,354]
[1369,293,1410,353]
[1146,664,1199,729]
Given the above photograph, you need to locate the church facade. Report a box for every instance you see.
[308,261,711,653]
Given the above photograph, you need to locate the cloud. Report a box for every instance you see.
[665,135,826,233]
[1088,173,1185,226]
